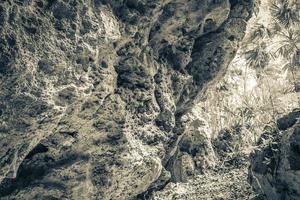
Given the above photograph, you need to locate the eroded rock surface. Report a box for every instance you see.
[249,110,300,200]
[0,0,254,199]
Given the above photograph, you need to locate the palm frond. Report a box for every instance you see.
[275,43,293,57]
[291,50,300,68]
[282,61,293,71]
[248,23,271,42]
[269,21,282,34]
[269,0,300,28]
[273,28,300,58]
[244,44,270,69]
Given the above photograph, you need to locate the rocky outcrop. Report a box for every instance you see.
[249,110,300,200]
[0,0,254,199]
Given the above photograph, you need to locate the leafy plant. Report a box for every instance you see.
[269,0,300,28]
[248,23,271,41]
[273,28,300,59]
[272,28,300,91]
[244,42,270,69]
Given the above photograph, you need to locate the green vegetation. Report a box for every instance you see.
[245,0,299,90]
[196,0,300,167]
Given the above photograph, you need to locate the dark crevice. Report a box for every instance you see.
[277,109,300,131]
[135,0,255,198]
[135,179,172,200]
[25,144,49,159]
[0,148,89,197]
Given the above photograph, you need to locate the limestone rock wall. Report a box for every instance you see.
[0,0,253,199]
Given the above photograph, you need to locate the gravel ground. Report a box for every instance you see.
[151,163,258,200]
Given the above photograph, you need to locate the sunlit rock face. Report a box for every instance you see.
[0,0,253,199]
